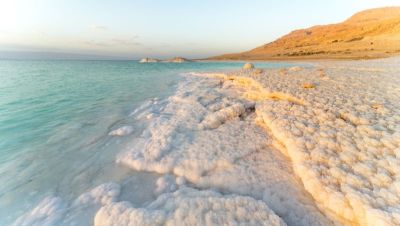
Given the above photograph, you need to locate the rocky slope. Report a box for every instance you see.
[211,7,400,60]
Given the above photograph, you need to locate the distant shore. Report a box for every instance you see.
[204,50,400,61]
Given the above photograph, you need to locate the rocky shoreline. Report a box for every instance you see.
[139,57,191,63]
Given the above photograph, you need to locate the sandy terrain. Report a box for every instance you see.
[211,7,400,60]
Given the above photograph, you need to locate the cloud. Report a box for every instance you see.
[89,25,108,31]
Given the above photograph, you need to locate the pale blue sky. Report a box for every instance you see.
[0,0,399,59]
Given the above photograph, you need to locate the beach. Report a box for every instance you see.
[6,57,399,226]
[2,1,400,225]
[195,58,400,225]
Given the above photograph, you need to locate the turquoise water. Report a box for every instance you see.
[0,60,297,225]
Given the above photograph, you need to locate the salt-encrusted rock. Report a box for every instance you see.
[243,62,254,69]
[140,57,191,63]
[200,103,246,129]
[164,57,191,63]
[139,58,160,63]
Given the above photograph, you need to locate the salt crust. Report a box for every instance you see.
[207,57,400,226]
[13,183,120,226]
[95,186,286,226]
[117,75,333,225]
[14,181,286,226]
[73,182,121,206]
[12,196,66,226]
[109,126,134,136]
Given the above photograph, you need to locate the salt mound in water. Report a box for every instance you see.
[12,196,66,226]
[13,183,121,226]
[109,126,134,136]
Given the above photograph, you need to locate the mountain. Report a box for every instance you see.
[211,7,400,60]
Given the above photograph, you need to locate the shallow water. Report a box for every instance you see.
[0,60,299,225]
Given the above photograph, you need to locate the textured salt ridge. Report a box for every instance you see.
[13,178,286,226]
[95,186,286,226]
[12,183,120,226]
[210,58,400,226]
[117,75,334,225]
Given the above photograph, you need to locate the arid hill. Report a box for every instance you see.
[211,7,400,60]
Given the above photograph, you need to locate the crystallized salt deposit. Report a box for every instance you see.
[13,183,121,226]
[109,126,134,136]
[200,103,247,129]
[12,196,66,226]
[154,174,178,195]
[94,186,286,226]
[73,182,120,206]
[243,62,254,69]
[16,180,287,226]
[212,57,400,226]
[117,74,334,225]
[288,66,302,72]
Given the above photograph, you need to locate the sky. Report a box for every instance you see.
[0,0,399,59]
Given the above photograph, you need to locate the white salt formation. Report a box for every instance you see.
[288,66,302,72]
[108,126,134,136]
[154,174,178,195]
[13,183,121,226]
[117,74,334,225]
[243,62,254,69]
[73,182,120,206]
[199,103,247,129]
[139,58,160,63]
[12,196,67,226]
[95,187,286,226]
[210,57,400,225]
